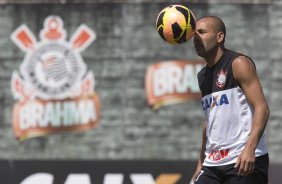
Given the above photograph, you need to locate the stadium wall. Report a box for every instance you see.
[0,0,280,165]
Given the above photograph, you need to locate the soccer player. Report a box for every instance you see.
[191,16,269,184]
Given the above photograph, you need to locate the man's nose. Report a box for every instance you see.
[193,33,200,41]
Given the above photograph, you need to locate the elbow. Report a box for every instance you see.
[263,103,270,122]
[255,102,270,124]
[266,105,270,118]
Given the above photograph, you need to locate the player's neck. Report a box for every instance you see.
[205,47,224,68]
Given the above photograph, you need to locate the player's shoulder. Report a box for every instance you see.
[232,55,255,69]
[232,54,257,82]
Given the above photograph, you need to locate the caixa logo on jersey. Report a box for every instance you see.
[201,93,230,111]
[10,15,100,141]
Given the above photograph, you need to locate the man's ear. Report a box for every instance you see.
[217,32,225,43]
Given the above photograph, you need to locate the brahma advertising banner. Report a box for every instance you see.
[10,15,100,141]
[145,61,205,110]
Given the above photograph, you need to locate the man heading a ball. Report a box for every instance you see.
[192,16,269,184]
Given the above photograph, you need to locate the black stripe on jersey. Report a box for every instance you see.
[197,49,254,97]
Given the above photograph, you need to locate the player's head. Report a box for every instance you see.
[193,16,226,58]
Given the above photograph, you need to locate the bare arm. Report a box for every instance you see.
[192,122,207,181]
[232,56,269,175]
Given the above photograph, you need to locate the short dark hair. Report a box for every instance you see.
[198,16,226,44]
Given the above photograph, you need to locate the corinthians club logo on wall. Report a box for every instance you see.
[10,15,100,141]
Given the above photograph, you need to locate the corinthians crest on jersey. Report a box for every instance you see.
[216,69,228,88]
[10,15,100,141]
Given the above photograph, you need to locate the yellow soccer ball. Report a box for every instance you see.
[156,5,196,44]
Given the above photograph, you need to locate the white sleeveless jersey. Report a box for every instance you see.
[197,49,268,166]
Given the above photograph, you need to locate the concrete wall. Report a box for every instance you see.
[0,1,281,163]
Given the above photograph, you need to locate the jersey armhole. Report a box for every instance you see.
[231,54,256,88]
